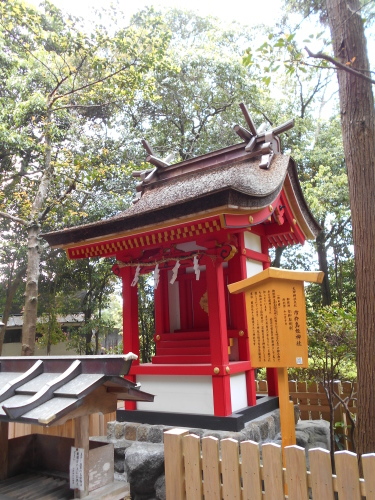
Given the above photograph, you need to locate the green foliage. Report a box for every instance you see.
[66,317,115,355]
[138,275,155,363]
[120,9,264,162]
[36,309,67,354]
[289,304,357,382]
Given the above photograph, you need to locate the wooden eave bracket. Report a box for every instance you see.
[233,103,294,170]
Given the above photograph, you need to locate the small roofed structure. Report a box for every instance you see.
[42,103,320,431]
[0,354,153,499]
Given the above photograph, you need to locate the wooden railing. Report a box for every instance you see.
[164,428,372,500]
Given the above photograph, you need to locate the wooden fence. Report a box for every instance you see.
[8,411,116,439]
[164,428,374,500]
[255,379,357,422]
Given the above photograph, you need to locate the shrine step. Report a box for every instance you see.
[156,331,210,341]
[156,346,210,356]
[157,339,210,348]
[151,354,211,364]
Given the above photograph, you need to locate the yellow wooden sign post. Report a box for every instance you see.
[228,267,324,450]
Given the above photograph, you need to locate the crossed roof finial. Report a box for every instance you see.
[233,103,294,169]
[133,103,295,202]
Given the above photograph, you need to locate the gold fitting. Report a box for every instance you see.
[248,215,254,223]
[269,205,273,212]
[155,335,160,341]
[239,330,244,337]
[293,218,297,225]
[225,366,230,374]
[213,367,220,374]
[242,249,246,255]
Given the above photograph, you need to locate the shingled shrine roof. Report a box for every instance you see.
[0,355,153,426]
[42,104,320,250]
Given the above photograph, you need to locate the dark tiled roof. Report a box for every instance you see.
[0,355,153,426]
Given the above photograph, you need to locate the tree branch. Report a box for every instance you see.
[52,99,120,112]
[305,46,375,85]
[55,59,138,103]
[0,211,28,226]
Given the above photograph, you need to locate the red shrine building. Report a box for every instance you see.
[43,104,320,428]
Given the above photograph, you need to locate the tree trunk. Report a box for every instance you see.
[272,246,284,268]
[21,108,54,356]
[21,223,42,356]
[315,230,332,306]
[325,0,375,455]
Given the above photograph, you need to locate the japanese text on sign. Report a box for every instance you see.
[246,279,308,368]
[70,447,85,491]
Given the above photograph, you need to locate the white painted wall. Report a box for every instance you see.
[244,231,264,277]
[246,259,263,277]
[230,373,248,412]
[244,231,262,252]
[2,342,77,356]
[136,375,214,414]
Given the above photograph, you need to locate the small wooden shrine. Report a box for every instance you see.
[0,354,153,499]
[43,103,320,430]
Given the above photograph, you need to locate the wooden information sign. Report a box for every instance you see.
[228,267,324,452]
[228,267,323,368]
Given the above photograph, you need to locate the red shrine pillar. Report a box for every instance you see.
[121,266,140,410]
[228,233,257,406]
[204,255,232,416]
[261,236,278,397]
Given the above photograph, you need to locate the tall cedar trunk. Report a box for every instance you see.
[325,0,375,455]
[21,108,53,356]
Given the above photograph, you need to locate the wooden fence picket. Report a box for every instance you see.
[284,445,309,500]
[183,434,203,500]
[164,428,188,500]
[221,438,242,500]
[335,450,362,500]
[240,440,262,500]
[261,443,284,500]
[308,382,321,420]
[297,381,309,419]
[202,436,221,500]
[308,447,335,500]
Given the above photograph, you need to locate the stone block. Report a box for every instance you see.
[296,420,330,451]
[125,442,165,498]
[137,424,151,442]
[107,421,116,440]
[243,423,261,442]
[115,422,125,439]
[148,425,164,443]
[125,422,141,441]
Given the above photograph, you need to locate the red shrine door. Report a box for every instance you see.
[178,271,209,331]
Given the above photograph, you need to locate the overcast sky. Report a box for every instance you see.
[30,0,283,27]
